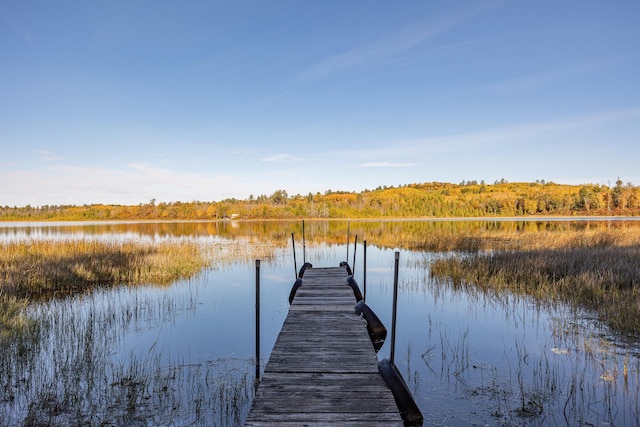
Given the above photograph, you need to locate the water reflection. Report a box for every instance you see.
[371,251,640,426]
[2,217,639,244]
[1,219,640,426]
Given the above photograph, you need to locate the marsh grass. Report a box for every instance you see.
[1,282,255,426]
[1,240,210,300]
[429,229,640,334]
[0,239,216,340]
[412,227,640,252]
[0,292,29,341]
[418,310,640,426]
[0,237,274,425]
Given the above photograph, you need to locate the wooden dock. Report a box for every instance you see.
[244,266,403,426]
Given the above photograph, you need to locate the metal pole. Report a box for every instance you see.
[390,251,399,365]
[363,240,367,302]
[302,220,306,263]
[291,233,297,279]
[352,235,358,276]
[346,219,350,264]
[255,259,261,388]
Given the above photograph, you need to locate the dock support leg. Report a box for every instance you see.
[391,251,399,365]
[255,259,261,390]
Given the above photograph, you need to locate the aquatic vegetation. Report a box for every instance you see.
[430,243,640,334]
[2,220,640,426]
[411,226,640,252]
[411,287,640,426]
[0,238,266,425]
[0,292,30,341]
[0,284,255,426]
[0,240,210,300]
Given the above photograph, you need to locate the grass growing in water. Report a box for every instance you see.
[429,229,640,334]
[0,292,29,341]
[1,286,255,426]
[0,239,209,339]
[0,236,281,425]
[1,240,209,298]
[411,227,640,252]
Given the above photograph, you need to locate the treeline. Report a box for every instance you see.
[2,179,639,221]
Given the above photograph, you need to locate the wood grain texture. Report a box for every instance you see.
[244,266,403,426]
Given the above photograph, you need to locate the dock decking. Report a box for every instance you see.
[244,266,403,426]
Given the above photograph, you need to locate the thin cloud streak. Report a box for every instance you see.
[0,4,31,43]
[299,2,498,80]
[358,162,419,168]
[335,107,640,159]
[0,163,237,206]
[260,154,306,163]
[35,150,64,162]
[473,59,620,95]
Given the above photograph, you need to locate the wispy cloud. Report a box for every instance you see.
[0,4,31,43]
[358,162,419,168]
[473,59,620,95]
[260,153,306,163]
[35,150,64,162]
[228,148,259,157]
[333,107,640,159]
[0,162,238,206]
[299,2,499,80]
[437,107,640,147]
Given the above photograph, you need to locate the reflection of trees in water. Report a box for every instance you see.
[4,219,640,252]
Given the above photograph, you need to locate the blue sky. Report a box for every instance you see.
[1,1,639,206]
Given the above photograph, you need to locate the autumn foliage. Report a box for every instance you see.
[2,180,639,221]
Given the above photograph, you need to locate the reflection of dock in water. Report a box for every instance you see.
[245,265,405,426]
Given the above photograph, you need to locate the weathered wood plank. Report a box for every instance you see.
[246,413,402,426]
[244,266,402,426]
[255,372,392,392]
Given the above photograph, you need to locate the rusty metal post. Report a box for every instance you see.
[291,233,297,279]
[255,259,261,389]
[363,240,367,302]
[302,220,306,263]
[346,219,350,264]
[352,235,358,276]
[390,251,399,365]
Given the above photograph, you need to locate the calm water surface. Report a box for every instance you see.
[1,219,640,426]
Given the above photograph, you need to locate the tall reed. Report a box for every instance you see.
[0,292,29,341]
[1,276,255,426]
[1,240,209,298]
[429,230,640,334]
[412,227,640,252]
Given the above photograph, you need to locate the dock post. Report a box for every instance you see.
[363,240,367,302]
[390,251,399,365]
[246,266,405,425]
[255,259,261,389]
[291,233,297,279]
[352,234,358,276]
[346,219,350,263]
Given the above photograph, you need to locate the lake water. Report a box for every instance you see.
[1,219,640,426]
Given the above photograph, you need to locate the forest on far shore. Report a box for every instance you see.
[2,179,639,221]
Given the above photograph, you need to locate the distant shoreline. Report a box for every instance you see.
[1,215,639,226]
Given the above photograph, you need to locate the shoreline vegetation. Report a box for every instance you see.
[2,223,640,339]
[0,237,282,341]
[2,222,639,425]
[2,224,638,425]
[0,240,210,341]
[0,238,258,426]
[426,227,640,335]
[2,180,639,221]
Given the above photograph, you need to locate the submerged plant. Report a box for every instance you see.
[0,285,256,426]
[0,237,274,426]
[430,243,640,334]
[0,240,210,299]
